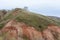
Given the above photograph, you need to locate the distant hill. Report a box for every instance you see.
[48,16,60,22]
[0,8,60,31]
[48,16,60,24]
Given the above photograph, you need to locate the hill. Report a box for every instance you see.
[0,8,60,31]
[0,8,60,40]
[1,18,60,40]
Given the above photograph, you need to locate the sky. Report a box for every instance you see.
[0,0,60,17]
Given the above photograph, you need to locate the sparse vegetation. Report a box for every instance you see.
[0,8,60,31]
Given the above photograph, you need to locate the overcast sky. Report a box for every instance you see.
[0,0,60,17]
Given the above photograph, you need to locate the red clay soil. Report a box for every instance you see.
[1,20,60,40]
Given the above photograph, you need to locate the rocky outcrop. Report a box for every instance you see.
[1,20,60,40]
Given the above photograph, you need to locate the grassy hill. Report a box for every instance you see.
[0,8,60,31]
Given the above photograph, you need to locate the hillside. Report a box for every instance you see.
[1,19,60,40]
[0,8,60,31]
[0,8,60,40]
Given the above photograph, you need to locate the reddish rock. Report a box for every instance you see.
[43,29,54,40]
[1,20,60,40]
